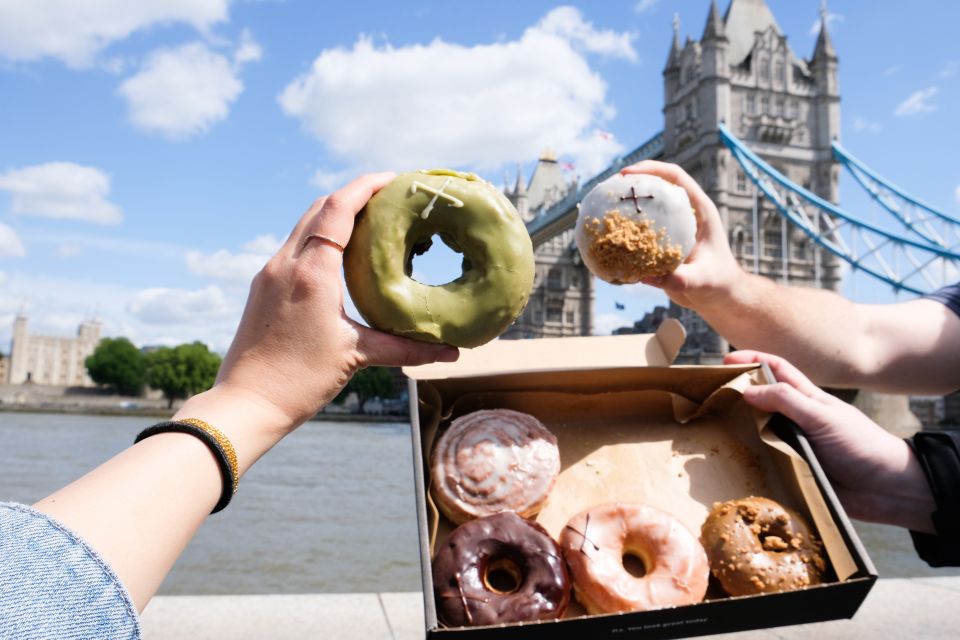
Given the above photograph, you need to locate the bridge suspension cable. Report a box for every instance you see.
[719,123,960,295]
[832,141,960,252]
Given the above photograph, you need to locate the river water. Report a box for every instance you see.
[1,412,956,595]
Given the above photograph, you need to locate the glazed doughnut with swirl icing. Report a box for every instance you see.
[559,502,709,614]
[430,409,560,525]
[575,173,696,284]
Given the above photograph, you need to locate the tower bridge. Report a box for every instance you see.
[503,0,959,363]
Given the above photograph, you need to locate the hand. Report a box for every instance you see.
[725,350,936,533]
[620,160,744,311]
[214,172,459,432]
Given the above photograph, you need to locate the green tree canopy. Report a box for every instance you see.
[85,337,146,396]
[334,366,397,411]
[145,342,222,408]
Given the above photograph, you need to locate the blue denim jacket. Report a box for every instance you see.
[0,502,141,639]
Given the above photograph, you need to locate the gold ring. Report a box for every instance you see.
[301,233,345,253]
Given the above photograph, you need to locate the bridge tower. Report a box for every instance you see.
[663,0,842,362]
[502,151,594,339]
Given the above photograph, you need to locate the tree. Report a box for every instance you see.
[85,337,146,396]
[334,366,396,411]
[145,342,222,409]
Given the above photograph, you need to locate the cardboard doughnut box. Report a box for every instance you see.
[404,320,877,639]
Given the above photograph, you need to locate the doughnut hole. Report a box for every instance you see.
[758,521,795,552]
[484,557,524,595]
[407,234,471,286]
[622,550,649,579]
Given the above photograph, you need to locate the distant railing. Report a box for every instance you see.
[526,131,664,247]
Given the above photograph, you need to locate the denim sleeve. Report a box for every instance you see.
[0,502,141,639]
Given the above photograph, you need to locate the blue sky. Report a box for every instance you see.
[0,0,958,352]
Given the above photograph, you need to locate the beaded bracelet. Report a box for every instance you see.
[135,418,239,514]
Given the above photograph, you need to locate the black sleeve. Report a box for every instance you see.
[909,429,960,566]
[923,282,960,319]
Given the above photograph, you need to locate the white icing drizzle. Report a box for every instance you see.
[411,177,464,219]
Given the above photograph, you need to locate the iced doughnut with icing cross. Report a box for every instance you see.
[574,173,696,284]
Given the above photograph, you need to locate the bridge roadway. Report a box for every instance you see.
[526,131,664,248]
[140,576,960,639]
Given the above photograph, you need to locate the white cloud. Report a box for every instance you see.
[940,60,959,79]
[0,162,122,224]
[0,0,229,68]
[186,249,266,284]
[185,234,282,284]
[118,38,260,140]
[955,185,960,204]
[894,86,939,117]
[634,0,660,14]
[242,234,282,254]
[234,28,263,64]
[0,223,26,257]
[310,168,356,193]
[56,243,82,258]
[883,65,902,76]
[852,116,882,134]
[809,12,844,37]
[594,312,627,336]
[128,285,235,325]
[537,7,637,61]
[279,7,631,180]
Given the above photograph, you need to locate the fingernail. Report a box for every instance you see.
[437,347,459,362]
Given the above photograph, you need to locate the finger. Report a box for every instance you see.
[282,196,328,255]
[741,382,828,430]
[621,160,720,242]
[724,350,824,399]
[353,325,459,368]
[301,171,395,254]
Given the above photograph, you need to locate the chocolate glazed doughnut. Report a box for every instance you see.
[700,497,826,595]
[433,512,571,627]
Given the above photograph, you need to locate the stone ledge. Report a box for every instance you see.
[141,578,960,639]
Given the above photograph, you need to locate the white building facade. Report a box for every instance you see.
[8,314,102,386]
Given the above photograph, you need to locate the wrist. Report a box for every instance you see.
[172,385,293,477]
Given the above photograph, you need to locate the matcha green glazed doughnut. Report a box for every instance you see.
[344,169,535,348]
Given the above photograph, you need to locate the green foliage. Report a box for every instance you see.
[85,337,146,396]
[145,342,222,408]
[335,366,397,410]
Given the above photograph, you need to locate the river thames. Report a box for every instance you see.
[1,412,956,595]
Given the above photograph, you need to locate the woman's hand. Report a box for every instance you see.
[214,172,459,432]
[726,350,936,533]
[620,160,744,311]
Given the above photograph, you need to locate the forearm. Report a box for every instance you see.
[32,386,292,612]
[693,271,866,387]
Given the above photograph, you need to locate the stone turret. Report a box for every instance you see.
[661,0,842,362]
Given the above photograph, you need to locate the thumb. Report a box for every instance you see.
[355,326,459,368]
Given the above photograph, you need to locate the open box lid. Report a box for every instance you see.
[404,318,687,380]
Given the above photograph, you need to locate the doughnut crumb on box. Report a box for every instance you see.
[404,321,877,639]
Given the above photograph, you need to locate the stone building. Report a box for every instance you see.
[661,0,842,361]
[502,151,594,339]
[7,313,102,386]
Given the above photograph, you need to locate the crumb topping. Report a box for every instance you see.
[584,211,683,280]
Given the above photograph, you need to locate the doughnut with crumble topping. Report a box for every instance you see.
[700,496,826,596]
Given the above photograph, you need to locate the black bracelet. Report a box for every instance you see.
[907,429,960,567]
[135,419,239,514]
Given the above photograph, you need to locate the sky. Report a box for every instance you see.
[0,0,958,353]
